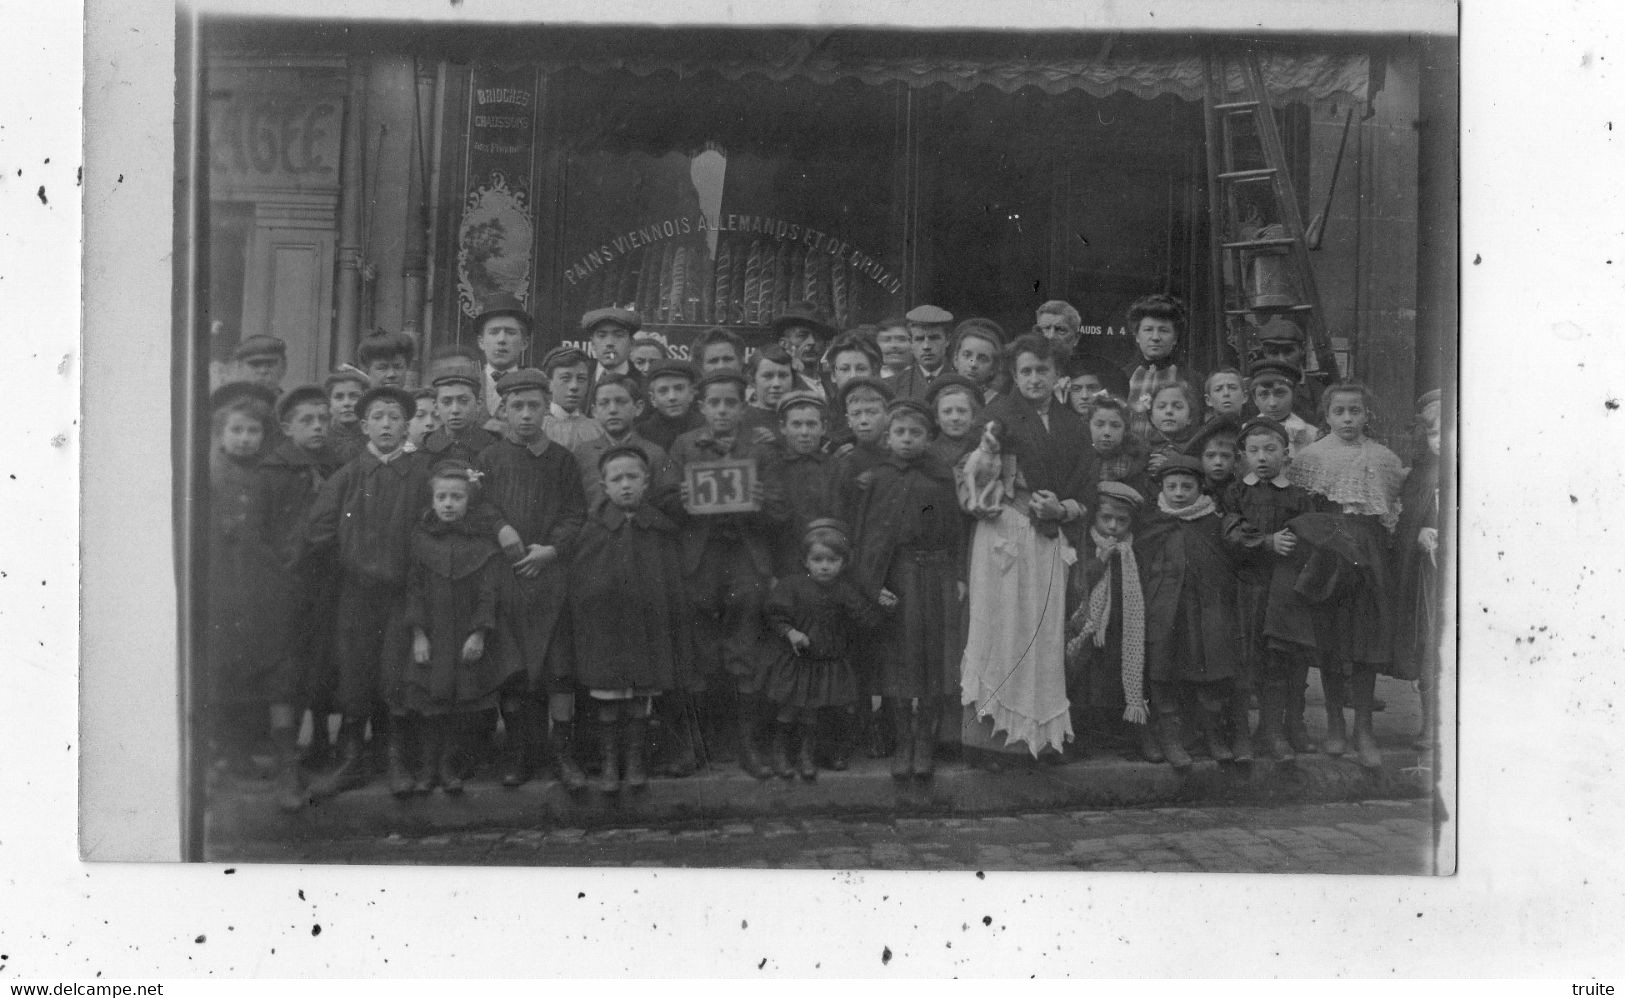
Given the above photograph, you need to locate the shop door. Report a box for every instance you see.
[241,224,336,384]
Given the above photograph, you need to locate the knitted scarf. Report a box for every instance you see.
[1157,493,1217,521]
[1066,527,1148,724]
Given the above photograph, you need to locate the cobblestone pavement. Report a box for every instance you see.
[234,799,1438,874]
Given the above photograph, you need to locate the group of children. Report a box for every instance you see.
[206,294,1444,812]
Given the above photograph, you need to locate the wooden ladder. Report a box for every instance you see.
[1201,49,1341,380]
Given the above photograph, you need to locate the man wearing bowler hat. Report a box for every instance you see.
[771,301,834,399]
[475,292,533,420]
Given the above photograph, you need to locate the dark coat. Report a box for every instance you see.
[420,424,501,467]
[1394,452,1440,681]
[1135,508,1244,683]
[568,500,694,693]
[775,447,834,575]
[209,451,295,705]
[634,407,706,452]
[655,427,791,578]
[398,514,508,714]
[302,448,435,587]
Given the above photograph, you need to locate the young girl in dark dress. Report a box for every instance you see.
[1286,383,1407,770]
[762,520,884,781]
[1141,381,1202,476]
[400,461,509,795]
[852,399,967,781]
[1085,394,1151,499]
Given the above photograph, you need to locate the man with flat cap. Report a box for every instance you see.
[474,292,533,421]
[581,305,641,394]
[891,304,954,401]
[771,301,834,399]
[234,335,288,395]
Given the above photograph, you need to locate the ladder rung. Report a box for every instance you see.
[1223,237,1299,250]
[1213,100,1261,112]
[1226,305,1315,315]
[1217,168,1277,183]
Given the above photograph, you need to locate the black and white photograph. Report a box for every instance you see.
[161,5,1458,875]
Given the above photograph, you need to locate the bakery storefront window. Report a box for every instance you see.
[548,69,909,355]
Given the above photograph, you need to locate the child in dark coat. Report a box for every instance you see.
[634,358,704,451]
[774,393,834,577]
[1086,395,1151,499]
[323,370,369,464]
[208,391,299,804]
[569,445,696,794]
[1135,454,1249,768]
[1222,418,1318,761]
[420,373,499,465]
[474,368,590,791]
[254,385,342,803]
[1186,416,1242,514]
[763,520,884,781]
[851,399,966,781]
[401,462,510,795]
[1066,482,1160,763]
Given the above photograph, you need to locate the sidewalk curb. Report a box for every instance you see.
[206,748,1436,850]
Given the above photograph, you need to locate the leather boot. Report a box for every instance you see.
[913,703,941,780]
[386,715,415,798]
[889,700,914,779]
[499,702,531,788]
[414,714,440,795]
[1201,702,1234,762]
[1227,695,1254,763]
[769,721,795,779]
[623,714,649,789]
[1137,715,1165,764]
[1321,670,1348,757]
[270,724,306,813]
[736,696,772,780]
[1257,682,1295,762]
[549,719,589,792]
[437,716,465,794]
[598,715,622,794]
[1349,668,1383,770]
[1155,707,1192,771]
[796,722,818,782]
[308,717,369,798]
[1284,663,1315,754]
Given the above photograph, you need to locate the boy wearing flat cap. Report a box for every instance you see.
[1134,453,1248,769]
[473,367,591,791]
[572,373,671,511]
[890,304,954,401]
[634,358,705,451]
[655,369,791,779]
[1247,357,1318,459]
[421,372,500,466]
[234,335,288,394]
[540,346,607,451]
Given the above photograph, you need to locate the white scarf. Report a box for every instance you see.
[1066,527,1148,724]
[1157,493,1216,520]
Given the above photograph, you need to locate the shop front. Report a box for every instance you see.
[202,22,1412,399]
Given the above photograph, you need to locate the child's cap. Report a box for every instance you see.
[776,391,826,416]
[1151,453,1205,481]
[803,517,852,545]
[1095,481,1145,511]
[210,380,278,413]
[431,371,482,392]
[275,384,328,423]
[494,367,551,397]
[232,334,287,362]
[426,352,483,391]
[356,385,416,421]
[697,369,748,395]
[540,345,590,374]
[645,358,699,384]
[1238,416,1291,449]
[885,397,934,426]
[1183,414,1243,458]
[905,304,954,326]
[924,372,982,409]
[1416,388,1441,410]
[1249,357,1302,385]
[581,306,641,335]
[597,443,651,472]
[837,375,895,409]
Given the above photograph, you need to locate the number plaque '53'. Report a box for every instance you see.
[684,458,760,515]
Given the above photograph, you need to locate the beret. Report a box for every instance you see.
[356,385,416,420]
[494,367,551,397]
[1238,416,1291,448]
[1151,453,1205,480]
[275,384,328,423]
[1096,481,1145,510]
[905,304,954,325]
[645,358,699,384]
[581,306,641,335]
[1184,414,1243,458]
[924,372,983,408]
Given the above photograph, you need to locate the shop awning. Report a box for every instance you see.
[564,44,1369,105]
